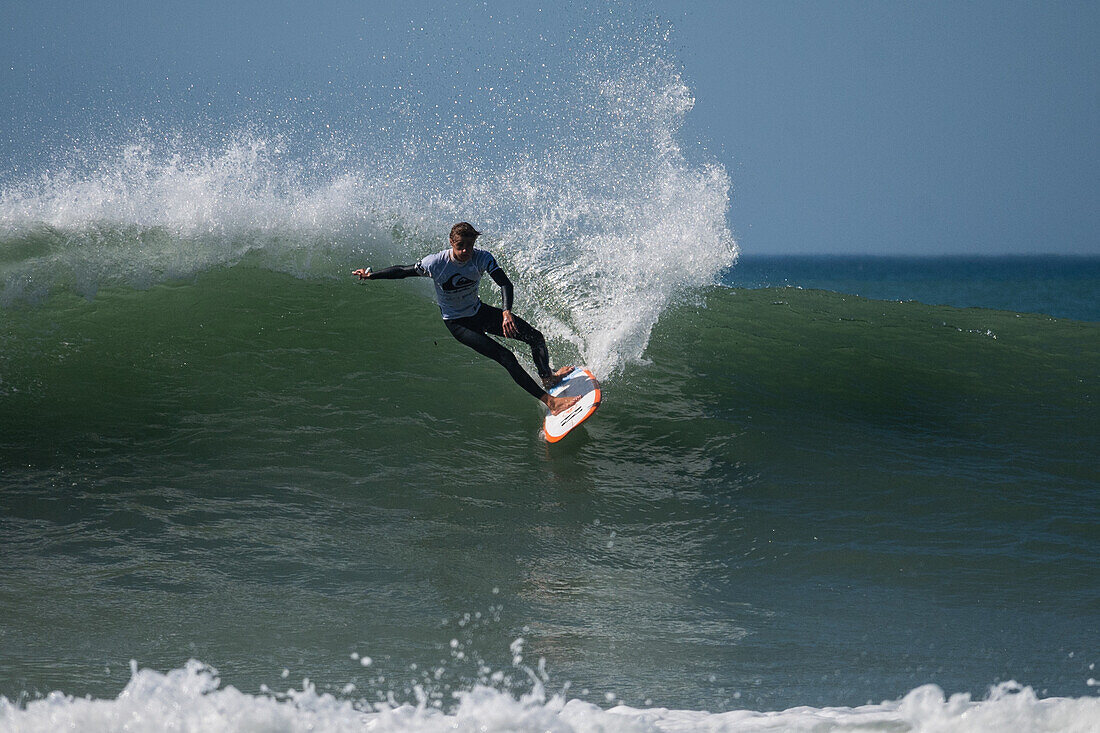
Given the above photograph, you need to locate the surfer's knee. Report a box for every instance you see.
[515,320,545,346]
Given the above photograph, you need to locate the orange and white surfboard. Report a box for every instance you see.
[543,367,601,442]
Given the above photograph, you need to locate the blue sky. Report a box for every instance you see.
[670,2,1099,255]
[3,1,1097,255]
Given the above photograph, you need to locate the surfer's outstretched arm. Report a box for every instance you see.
[353,265,421,280]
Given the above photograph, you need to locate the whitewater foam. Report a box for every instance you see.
[2,660,1096,733]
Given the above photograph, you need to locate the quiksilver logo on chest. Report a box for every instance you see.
[441,274,477,292]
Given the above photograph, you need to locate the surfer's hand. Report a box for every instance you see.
[353,268,372,280]
[502,310,519,338]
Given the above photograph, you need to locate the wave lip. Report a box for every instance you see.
[2,661,1097,733]
[0,134,402,304]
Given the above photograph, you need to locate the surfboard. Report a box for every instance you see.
[543,367,601,442]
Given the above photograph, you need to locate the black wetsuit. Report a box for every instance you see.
[368,263,552,399]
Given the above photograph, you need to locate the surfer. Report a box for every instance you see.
[353,222,582,416]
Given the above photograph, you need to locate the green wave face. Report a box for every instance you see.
[4,266,1093,484]
[651,286,1096,433]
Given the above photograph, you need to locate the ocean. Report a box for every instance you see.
[2,229,1098,731]
[2,15,1099,732]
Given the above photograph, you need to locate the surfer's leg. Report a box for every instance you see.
[445,319,547,400]
[475,305,554,380]
[505,317,574,388]
[509,316,554,380]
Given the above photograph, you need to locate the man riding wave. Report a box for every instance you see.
[354,222,581,416]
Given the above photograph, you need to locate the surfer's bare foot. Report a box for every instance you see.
[542,366,575,390]
[545,393,582,416]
